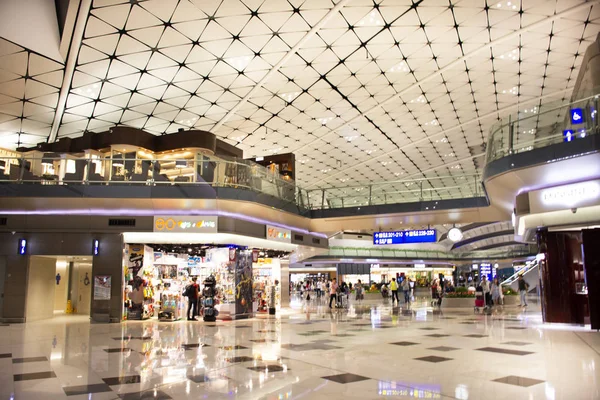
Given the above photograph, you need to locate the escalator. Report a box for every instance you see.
[501,260,539,292]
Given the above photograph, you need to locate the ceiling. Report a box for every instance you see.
[0,0,598,196]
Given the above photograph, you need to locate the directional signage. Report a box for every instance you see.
[563,129,574,142]
[374,229,436,245]
[570,108,584,124]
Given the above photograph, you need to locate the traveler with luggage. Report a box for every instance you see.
[328,278,338,309]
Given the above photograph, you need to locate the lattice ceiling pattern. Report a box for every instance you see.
[0,0,598,193]
[0,38,64,148]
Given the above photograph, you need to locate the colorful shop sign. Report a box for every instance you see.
[153,216,218,233]
[266,225,291,243]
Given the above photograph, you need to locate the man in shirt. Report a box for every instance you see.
[402,278,411,304]
[329,278,338,309]
[481,276,491,307]
[390,278,399,304]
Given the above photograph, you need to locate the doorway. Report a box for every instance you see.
[26,256,93,322]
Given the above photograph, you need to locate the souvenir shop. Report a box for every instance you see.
[121,227,295,321]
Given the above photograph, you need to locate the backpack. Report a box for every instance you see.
[183,284,194,297]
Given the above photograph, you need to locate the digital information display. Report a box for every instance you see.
[479,263,497,281]
[374,229,437,245]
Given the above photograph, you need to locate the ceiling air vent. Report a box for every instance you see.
[312,238,321,244]
[294,234,304,241]
[108,218,136,227]
[0,217,7,226]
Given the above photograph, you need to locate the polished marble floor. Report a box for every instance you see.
[1,297,599,400]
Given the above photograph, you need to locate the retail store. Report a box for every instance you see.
[337,263,455,287]
[119,215,324,321]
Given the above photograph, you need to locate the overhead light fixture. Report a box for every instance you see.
[175,160,187,168]
[448,227,463,242]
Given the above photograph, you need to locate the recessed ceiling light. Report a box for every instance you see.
[357,10,383,27]
[278,92,300,102]
[226,55,252,71]
[318,117,333,125]
[499,49,519,61]
[388,61,409,73]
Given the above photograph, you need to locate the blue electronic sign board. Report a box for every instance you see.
[479,263,497,281]
[563,129,574,142]
[570,108,584,124]
[374,229,436,245]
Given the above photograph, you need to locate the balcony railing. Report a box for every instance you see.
[313,246,535,260]
[486,91,600,164]
[0,154,311,211]
[306,174,483,210]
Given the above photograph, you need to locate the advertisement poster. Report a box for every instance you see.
[94,275,111,300]
[235,250,253,315]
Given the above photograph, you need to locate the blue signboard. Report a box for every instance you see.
[374,229,436,245]
[563,129,574,142]
[479,263,497,281]
[570,108,584,124]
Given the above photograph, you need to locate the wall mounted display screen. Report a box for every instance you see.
[374,229,436,245]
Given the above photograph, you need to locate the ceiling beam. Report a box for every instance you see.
[210,0,353,135]
[48,0,92,144]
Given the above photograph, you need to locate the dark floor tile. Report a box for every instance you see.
[425,334,450,338]
[298,332,322,336]
[460,322,477,325]
[226,356,254,363]
[311,339,336,344]
[187,374,208,383]
[390,341,419,346]
[427,346,459,352]
[477,347,534,356]
[463,334,488,338]
[119,390,171,400]
[103,348,132,353]
[14,371,57,381]
[63,383,112,396]
[414,356,453,363]
[321,373,370,384]
[506,327,528,330]
[220,345,248,350]
[181,343,209,350]
[419,327,439,331]
[250,339,277,343]
[103,375,141,385]
[501,341,533,346]
[439,317,456,319]
[256,330,277,333]
[373,325,395,329]
[12,356,48,363]
[493,375,545,387]
[0,353,12,359]
[247,365,287,373]
[330,333,354,337]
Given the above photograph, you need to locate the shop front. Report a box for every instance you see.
[120,216,314,321]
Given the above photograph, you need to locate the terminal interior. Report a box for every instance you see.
[0,0,599,399]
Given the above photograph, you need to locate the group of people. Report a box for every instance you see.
[388,277,412,305]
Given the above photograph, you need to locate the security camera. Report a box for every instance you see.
[571,208,577,214]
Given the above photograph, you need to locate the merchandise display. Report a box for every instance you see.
[253,258,282,313]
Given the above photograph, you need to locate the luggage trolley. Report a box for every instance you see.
[335,287,348,309]
[474,286,485,312]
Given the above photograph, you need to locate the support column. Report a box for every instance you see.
[280,259,290,308]
[91,233,124,323]
[582,229,600,330]
[537,229,584,324]
[1,256,29,323]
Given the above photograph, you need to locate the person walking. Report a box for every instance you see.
[390,278,399,304]
[355,279,364,303]
[518,275,529,307]
[316,280,322,299]
[491,277,502,306]
[329,278,338,309]
[186,277,199,321]
[402,277,411,304]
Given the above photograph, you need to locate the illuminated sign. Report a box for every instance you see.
[570,108,584,124]
[18,238,27,255]
[479,263,497,280]
[266,225,291,243]
[414,263,426,269]
[153,216,218,233]
[563,129,574,142]
[374,229,436,245]
[93,239,99,256]
[540,181,600,208]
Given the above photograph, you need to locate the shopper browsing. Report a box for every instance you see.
[185,277,199,321]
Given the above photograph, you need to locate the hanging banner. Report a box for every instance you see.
[252,249,259,263]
